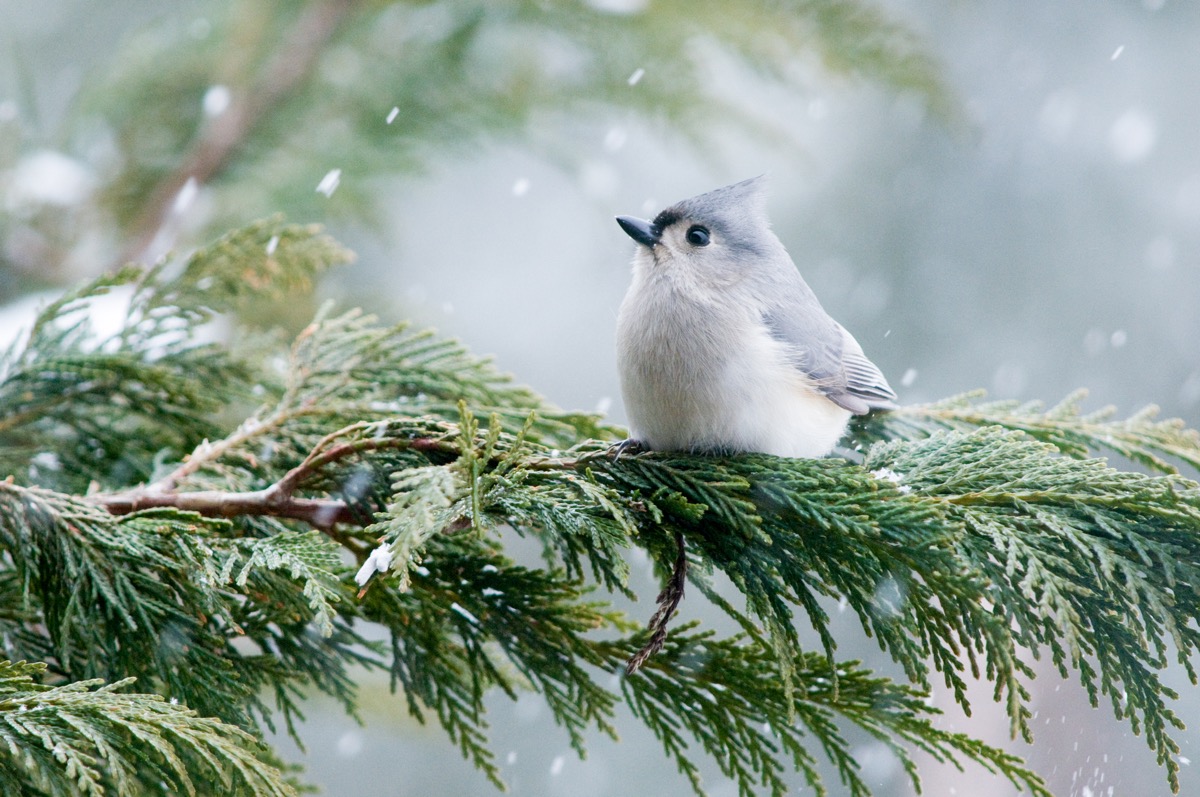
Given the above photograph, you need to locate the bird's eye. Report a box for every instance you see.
[685,225,711,246]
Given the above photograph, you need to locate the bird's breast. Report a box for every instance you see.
[616,283,850,457]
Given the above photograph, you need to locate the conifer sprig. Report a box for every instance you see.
[850,389,1200,478]
[866,428,1200,791]
[604,626,1053,797]
[0,659,296,797]
[0,218,351,495]
[0,481,375,737]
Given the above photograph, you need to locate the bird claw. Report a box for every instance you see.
[611,438,645,459]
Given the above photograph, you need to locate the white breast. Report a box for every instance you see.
[617,279,851,458]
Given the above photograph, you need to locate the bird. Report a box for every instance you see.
[614,176,896,459]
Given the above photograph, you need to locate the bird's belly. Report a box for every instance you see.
[724,378,852,458]
[621,322,851,458]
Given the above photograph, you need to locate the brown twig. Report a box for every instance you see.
[272,423,457,499]
[94,428,458,531]
[153,413,293,494]
[626,530,688,675]
[119,0,360,265]
[94,488,355,530]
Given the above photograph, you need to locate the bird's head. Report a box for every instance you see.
[616,176,784,286]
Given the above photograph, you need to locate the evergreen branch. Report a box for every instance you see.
[153,306,609,507]
[594,429,1200,793]
[596,450,1010,712]
[135,216,355,320]
[7,222,1200,796]
[0,274,239,492]
[271,419,462,500]
[71,381,1200,795]
[331,407,1199,794]
[371,576,505,789]
[0,660,296,797]
[86,418,549,567]
[850,389,1200,478]
[73,384,1200,795]
[97,420,453,529]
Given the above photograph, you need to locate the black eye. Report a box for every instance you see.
[685,225,710,247]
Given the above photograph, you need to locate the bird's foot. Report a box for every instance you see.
[610,438,645,459]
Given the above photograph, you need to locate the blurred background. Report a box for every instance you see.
[1,0,1197,795]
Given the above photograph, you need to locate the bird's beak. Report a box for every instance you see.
[616,215,660,247]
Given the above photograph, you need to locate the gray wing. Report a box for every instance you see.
[763,306,897,415]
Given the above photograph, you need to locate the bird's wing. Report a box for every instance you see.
[762,307,897,415]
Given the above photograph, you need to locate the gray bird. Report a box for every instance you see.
[614,176,896,458]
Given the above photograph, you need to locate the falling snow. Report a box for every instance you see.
[583,0,649,12]
[1109,108,1157,162]
[7,150,95,207]
[202,84,231,117]
[316,168,342,197]
[172,177,199,214]
[336,730,365,758]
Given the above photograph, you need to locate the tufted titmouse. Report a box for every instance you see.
[614,176,896,458]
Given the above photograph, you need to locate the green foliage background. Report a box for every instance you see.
[1,0,952,294]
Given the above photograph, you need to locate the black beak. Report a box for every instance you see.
[616,215,660,247]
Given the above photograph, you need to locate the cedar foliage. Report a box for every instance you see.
[1,220,1198,796]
